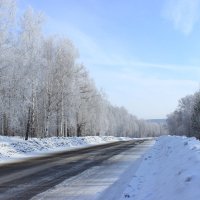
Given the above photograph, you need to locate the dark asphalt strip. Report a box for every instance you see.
[0,140,145,200]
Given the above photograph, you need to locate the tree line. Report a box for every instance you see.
[0,0,163,139]
[167,90,200,138]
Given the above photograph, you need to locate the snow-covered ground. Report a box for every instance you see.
[0,135,131,163]
[120,135,200,200]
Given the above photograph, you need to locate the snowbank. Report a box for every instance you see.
[121,135,200,200]
[0,135,131,163]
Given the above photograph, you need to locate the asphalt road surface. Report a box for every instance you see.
[0,139,151,200]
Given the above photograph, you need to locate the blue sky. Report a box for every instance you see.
[19,0,200,119]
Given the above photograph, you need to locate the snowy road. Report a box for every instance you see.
[0,139,154,200]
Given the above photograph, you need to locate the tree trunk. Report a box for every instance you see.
[25,107,31,140]
[64,121,66,137]
[3,113,8,136]
[56,106,59,137]
[77,124,81,137]
[45,115,49,137]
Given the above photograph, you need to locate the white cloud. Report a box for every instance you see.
[46,15,200,73]
[92,67,199,119]
[163,0,200,35]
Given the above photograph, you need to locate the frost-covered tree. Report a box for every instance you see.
[167,92,200,138]
[18,7,44,139]
[0,0,16,135]
[191,93,200,138]
[0,2,163,139]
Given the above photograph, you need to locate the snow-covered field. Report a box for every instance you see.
[0,135,131,163]
[121,135,200,200]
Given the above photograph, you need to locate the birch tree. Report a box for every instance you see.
[18,7,44,139]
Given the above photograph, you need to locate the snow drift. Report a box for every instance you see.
[121,135,200,200]
[0,136,130,163]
